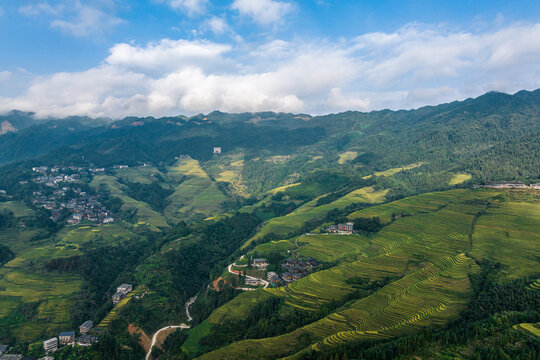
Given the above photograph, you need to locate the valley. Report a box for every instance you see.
[0,90,538,359]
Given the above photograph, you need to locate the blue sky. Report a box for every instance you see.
[1,0,540,118]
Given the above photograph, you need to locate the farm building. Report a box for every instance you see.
[267,272,280,283]
[42,338,57,353]
[337,222,354,233]
[58,331,75,345]
[77,335,98,346]
[252,258,268,270]
[80,320,93,334]
[0,355,22,360]
[113,284,133,304]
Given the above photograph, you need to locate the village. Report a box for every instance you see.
[0,284,135,360]
[26,165,116,225]
[227,255,320,289]
[473,181,540,189]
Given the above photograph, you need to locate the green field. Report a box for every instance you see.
[449,173,472,185]
[0,201,34,217]
[196,189,540,359]
[242,187,388,248]
[164,157,228,221]
[91,174,169,229]
[0,229,83,340]
[0,222,138,340]
[337,151,358,164]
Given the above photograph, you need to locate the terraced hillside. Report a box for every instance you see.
[91,174,169,229]
[164,157,228,221]
[192,189,540,359]
[242,186,388,248]
[0,211,138,340]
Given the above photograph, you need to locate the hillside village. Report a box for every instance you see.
[0,284,135,359]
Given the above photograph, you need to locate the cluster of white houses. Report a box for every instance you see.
[112,284,133,304]
[0,320,97,360]
[474,181,540,189]
[42,320,98,354]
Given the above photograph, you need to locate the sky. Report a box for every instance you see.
[1,0,540,119]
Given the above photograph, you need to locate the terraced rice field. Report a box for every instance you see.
[338,151,358,164]
[197,189,540,359]
[0,243,82,340]
[513,322,540,337]
[91,175,168,229]
[96,287,146,330]
[242,187,388,248]
[361,163,424,180]
[449,173,472,185]
[164,157,227,221]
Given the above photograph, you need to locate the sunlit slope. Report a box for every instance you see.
[0,222,138,341]
[91,175,168,229]
[242,186,388,248]
[197,189,540,359]
[164,157,227,221]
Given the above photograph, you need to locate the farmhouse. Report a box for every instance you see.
[337,222,354,233]
[252,258,268,270]
[112,291,124,304]
[80,320,93,334]
[58,331,75,345]
[42,338,57,353]
[112,284,133,304]
[0,355,22,360]
[76,335,98,346]
[267,272,281,283]
[245,278,264,286]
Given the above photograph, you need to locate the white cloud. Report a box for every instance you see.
[206,16,230,34]
[18,1,124,37]
[105,39,232,73]
[2,22,540,118]
[0,71,11,82]
[19,2,62,16]
[231,0,292,24]
[51,5,124,37]
[167,0,208,15]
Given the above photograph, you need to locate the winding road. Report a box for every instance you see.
[185,295,197,322]
[228,260,270,289]
[145,324,190,360]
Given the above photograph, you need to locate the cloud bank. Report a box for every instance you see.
[2,22,540,118]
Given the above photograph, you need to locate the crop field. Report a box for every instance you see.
[449,173,472,185]
[58,223,136,248]
[266,183,300,195]
[470,196,540,280]
[338,151,358,164]
[362,162,424,179]
[197,189,540,359]
[91,175,168,229]
[115,166,164,184]
[165,157,227,221]
[513,322,540,337]
[0,237,82,340]
[96,286,146,330]
[0,201,34,217]
[243,187,388,248]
